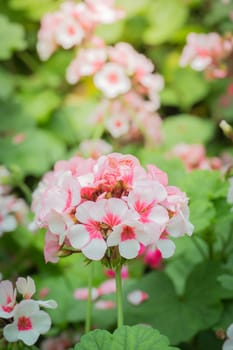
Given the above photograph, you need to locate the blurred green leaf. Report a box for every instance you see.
[116,0,150,16]
[0,129,65,175]
[143,0,188,45]
[162,115,215,148]
[124,262,225,344]
[189,200,216,234]
[0,68,15,99]
[9,0,62,20]
[0,14,26,59]
[161,68,210,110]
[0,100,34,132]
[17,89,61,123]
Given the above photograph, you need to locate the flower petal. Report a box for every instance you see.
[119,240,140,259]
[82,238,107,260]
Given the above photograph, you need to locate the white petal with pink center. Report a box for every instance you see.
[68,201,108,260]
[55,18,84,49]
[127,290,149,305]
[105,114,130,138]
[94,63,131,98]
[0,280,16,319]
[107,223,149,259]
[3,300,51,346]
[16,277,36,299]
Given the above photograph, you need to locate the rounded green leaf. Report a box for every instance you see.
[0,15,26,60]
[143,0,188,45]
[74,325,179,350]
[124,262,224,344]
[162,114,215,148]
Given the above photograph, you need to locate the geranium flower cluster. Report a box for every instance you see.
[0,166,28,237]
[37,0,125,60]
[180,32,233,79]
[170,143,222,172]
[67,42,164,144]
[31,153,194,265]
[0,276,57,346]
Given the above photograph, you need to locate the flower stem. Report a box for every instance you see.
[85,263,94,333]
[18,182,32,204]
[115,265,124,328]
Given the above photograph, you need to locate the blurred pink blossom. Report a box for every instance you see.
[180,32,233,79]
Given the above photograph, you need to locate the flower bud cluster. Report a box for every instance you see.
[0,166,28,237]
[37,2,164,146]
[31,153,193,265]
[0,277,57,346]
[180,32,233,79]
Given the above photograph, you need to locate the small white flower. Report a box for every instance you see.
[3,299,52,346]
[16,276,36,299]
[94,63,131,98]
[127,290,149,305]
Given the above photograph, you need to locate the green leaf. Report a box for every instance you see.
[116,0,150,16]
[0,100,35,133]
[0,68,15,99]
[143,0,188,45]
[9,0,62,20]
[189,200,216,234]
[74,325,179,350]
[17,89,61,123]
[124,262,224,344]
[161,68,209,110]
[176,170,228,201]
[0,129,65,176]
[0,15,26,59]
[162,115,215,148]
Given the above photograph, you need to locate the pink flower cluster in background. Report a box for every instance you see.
[31,153,193,264]
[67,42,164,145]
[170,144,222,171]
[37,1,164,147]
[0,277,57,346]
[180,32,233,79]
[0,166,28,237]
[78,139,113,159]
[37,0,125,60]
[74,266,148,308]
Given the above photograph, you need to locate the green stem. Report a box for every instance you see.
[115,265,124,328]
[18,182,32,204]
[85,263,94,333]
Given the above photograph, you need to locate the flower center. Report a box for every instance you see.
[17,316,33,331]
[108,72,119,84]
[121,226,135,241]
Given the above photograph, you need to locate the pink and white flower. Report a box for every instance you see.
[94,62,131,98]
[32,153,193,263]
[3,300,51,346]
[16,277,36,300]
[0,280,16,319]
[180,32,233,79]
[127,290,149,305]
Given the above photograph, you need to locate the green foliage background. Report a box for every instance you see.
[0,0,233,349]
